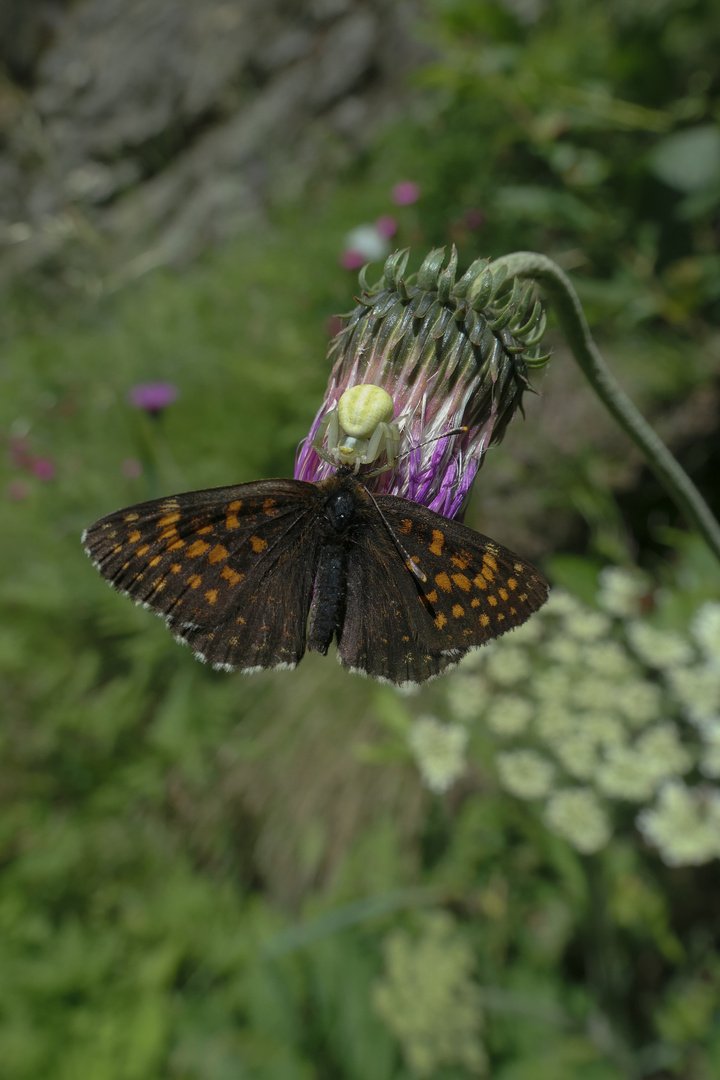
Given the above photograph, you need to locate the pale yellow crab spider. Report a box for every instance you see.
[313,384,403,473]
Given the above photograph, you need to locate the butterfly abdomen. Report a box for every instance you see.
[306,485,361,654]
[307,544,348,654]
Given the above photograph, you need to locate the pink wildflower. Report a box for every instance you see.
[391,181,420,206]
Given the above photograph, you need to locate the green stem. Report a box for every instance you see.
[488,251,720,564]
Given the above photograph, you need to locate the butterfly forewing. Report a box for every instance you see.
[83,479,324,670]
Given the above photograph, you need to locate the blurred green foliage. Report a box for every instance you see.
[2,1,720,1077]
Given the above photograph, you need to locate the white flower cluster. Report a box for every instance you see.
[442,572,720,866]
[372,913,487,1076]
[407,715,469,794]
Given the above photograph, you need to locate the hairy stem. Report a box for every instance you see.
[489,252,720,563]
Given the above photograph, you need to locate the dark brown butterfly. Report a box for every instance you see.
[82,466,548,687]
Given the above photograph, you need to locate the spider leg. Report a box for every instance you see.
[363,422,390,467]
[313,409,338,456]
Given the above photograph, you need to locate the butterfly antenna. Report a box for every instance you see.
[362,485,428,584]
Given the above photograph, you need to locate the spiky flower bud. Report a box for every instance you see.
[295,246,549,520]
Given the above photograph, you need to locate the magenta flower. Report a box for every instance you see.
[121,458,143,478]
[339,249,366,270]
[32,458,56,481]
[463,207,485,229]
[375,214,398,239]
[7,480,30,502]
[391,181,420,206]
[295,247,549,521]
[127,381,179,416]
[9,436,32,469]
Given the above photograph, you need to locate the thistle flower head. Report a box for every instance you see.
[296,247,549,519]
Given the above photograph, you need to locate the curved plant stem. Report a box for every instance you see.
[488,251,720,564]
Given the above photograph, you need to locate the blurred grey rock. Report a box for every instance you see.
[0,0,428,285]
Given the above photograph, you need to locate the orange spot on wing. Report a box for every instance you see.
[480,613,490,627]
[149,555,162,567]
[488,595,498,606]
[473,574,488,591]
[208,544,229,563]
[236,615,246,625]
[481,565,495,581]
[221,566,243,586]
[158,527,178,541]
[398,518,413,535]
[451,573,471,591]
[170,563,182,574]
[484,553,498,571]
[226,500,242,530]
[158,511,181,527]
[435,612,448,629]
[128,530,141,544]
[452,604,465,618]
[435,572,452,593]
[136,544,150,557]
[186,539,210,558]
[124,513,139,522]
[451,552,470,569]
[429,529,445,555]
[262,498,277,514]
[471,598,480,607]
[250,535,267,553]
[167,539,185,551]
[507,577,517,590]
[187,574,202,589]
[196,525,213,535]
[519,593,528,602]
[497,612,505,622]
[425,589,438,604]
[205,589,218,604]
[498,588,509,601]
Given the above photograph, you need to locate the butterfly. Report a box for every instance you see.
[82,466,548,687]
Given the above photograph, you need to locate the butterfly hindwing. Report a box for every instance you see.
[336,504,461,685]
[83,479,324,671]
[377,493,549,650]
[336,487,548,682]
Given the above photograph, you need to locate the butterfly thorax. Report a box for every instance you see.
[317,468,375,535]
